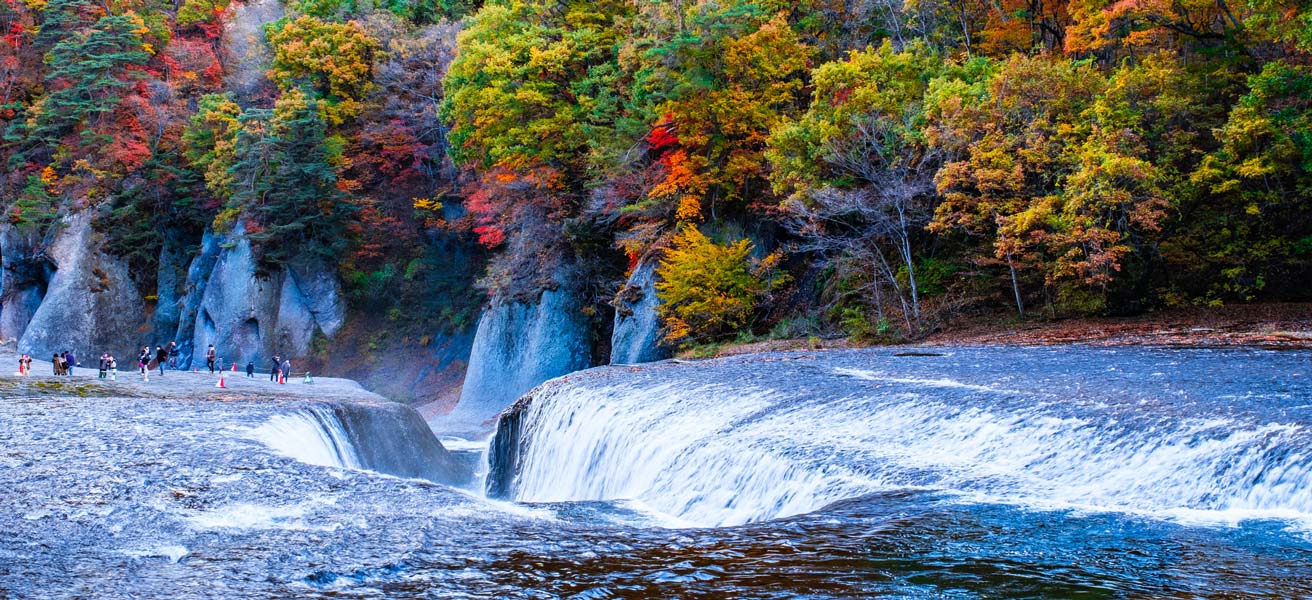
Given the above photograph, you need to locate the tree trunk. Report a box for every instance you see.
[1005,249,1024,317]
[896,205,920,325]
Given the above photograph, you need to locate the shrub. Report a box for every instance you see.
[655,226,782,347]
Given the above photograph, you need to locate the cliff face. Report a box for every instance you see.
[178,224,344,370]
[610,258,670,365]
[10,213,145,361]
[0,226,49,346]
[437,282,593,436]
[0,213,676,412]
[222,0,283,100]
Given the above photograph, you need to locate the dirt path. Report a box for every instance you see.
[918,303,1312,349]
[706,303,1312,358]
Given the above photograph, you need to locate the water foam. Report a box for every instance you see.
[500,359,1312,529]
[186,498,342,531]
[248,407,361,469]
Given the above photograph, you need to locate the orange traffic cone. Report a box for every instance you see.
[216,376,226,388]
[231,363,237,372]
[279,373,286,385]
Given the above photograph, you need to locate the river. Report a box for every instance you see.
[2,346,1309,598]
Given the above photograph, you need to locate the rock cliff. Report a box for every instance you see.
[0,225,49,345]
[438,283,592,436]
[15,213,145,360]
[182,224,345,370]
[610,258,670,365]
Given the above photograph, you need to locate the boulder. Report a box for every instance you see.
[18,213,145,360]
[610,258,670,365]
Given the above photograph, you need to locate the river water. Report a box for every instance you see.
[2,347,1310,598]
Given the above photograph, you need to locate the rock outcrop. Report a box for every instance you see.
[347,329,475,410]
[0,225,50,345]
[439,284,592,436]
[331,401,469,486]
[171,230,223,368]
[150,238,189,345]
[185,224,345,370]
[222,0,283,101]
[17,213,145,360]
[610,258,670,365]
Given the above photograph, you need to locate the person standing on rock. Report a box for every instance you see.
[98,353,108,379]
[139,346,150,375]
[281,358,292,383]
[206,345,217,373]
[167,342,179,370]
[108,355,117,381]
[18,354,29,376]
[64,351,76,376]
[155,346,168,376]
[246,361,255,378]
[51,352,63,376]
[270,356,281,382]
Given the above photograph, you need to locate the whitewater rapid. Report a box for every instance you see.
[7,348,1312,598]
[493,347,1312,529]
[250,407,363,470]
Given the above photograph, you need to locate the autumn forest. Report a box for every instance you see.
[2,0,1310,348]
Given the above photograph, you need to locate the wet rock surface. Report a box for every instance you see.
[445,287,591,436]
[0,373,547,599]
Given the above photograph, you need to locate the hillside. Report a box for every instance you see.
[0,0,1309,408]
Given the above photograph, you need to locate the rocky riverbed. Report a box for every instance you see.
[5,346,1312,599]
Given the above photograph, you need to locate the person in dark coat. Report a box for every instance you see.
[63,351,75,376]
[246,362,255,378]
[155,346,168,376]
[270,356,281,382]
[206,345,217,373]
[167,341,178,369]
[138,347,151,374]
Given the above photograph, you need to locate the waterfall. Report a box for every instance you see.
[250,407,361,470]
[489,349,1312,529]
[249,402,472,486]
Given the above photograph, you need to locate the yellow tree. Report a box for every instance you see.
[267,15,378,125]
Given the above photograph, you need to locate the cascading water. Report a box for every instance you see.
[247,402,470,485]
[8,347,1312,598]
[494,347,1312,529]
[249,406,361,469]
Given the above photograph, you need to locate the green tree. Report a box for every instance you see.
[182,93,243,200]
[621,4,813,221]
[30,13,151,149]
[769,41,948,330]
[225,89,354,265]
[1183,60,1312,301]
[267,16,379,124]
